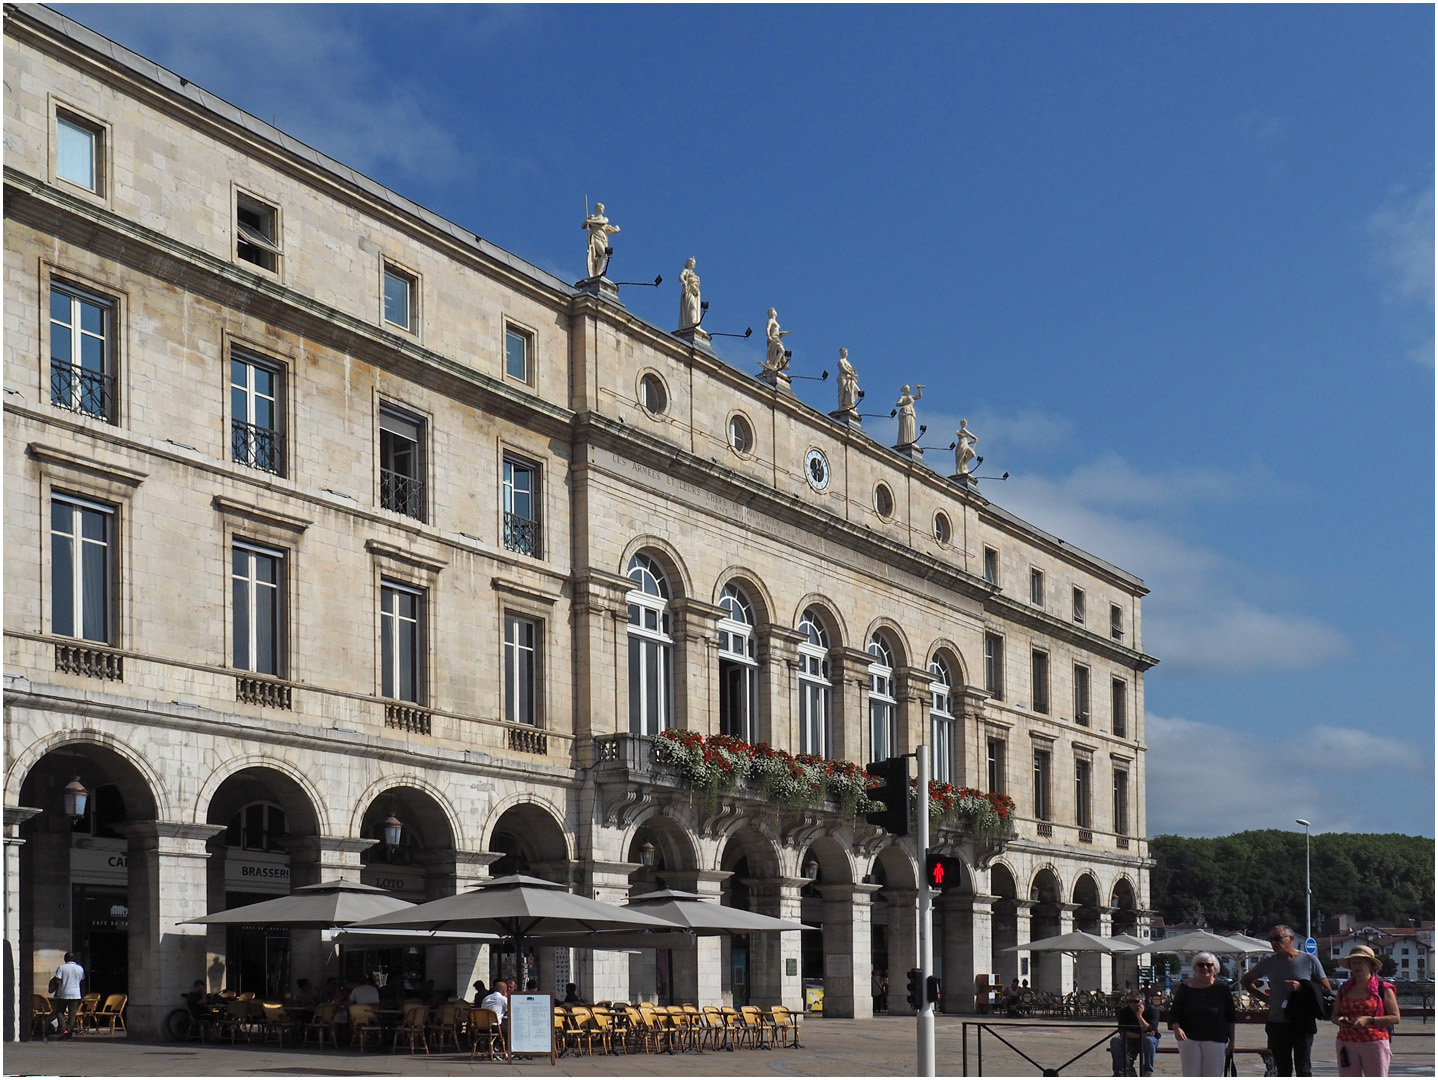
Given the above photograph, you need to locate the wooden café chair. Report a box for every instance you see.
[468,1006,504,1061]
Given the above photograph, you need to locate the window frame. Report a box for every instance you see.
[1032,745,1052,822]
[797,608,832,758]
[230,346,286,476]
[504,321,534,385]
[501,453,542,558]
[1113,766,1130,836]
[233,187,282,274]
[1073,663,1091,726]
[50,493,116,644]
[639,371,668,415]
[1030,567,1045,608]
[929,656,955,785]
[378,402,427,521]
[1072,586,1086,625]
[728,413,754,456]
[874,483,895,520]
[717,584,759,744]
[1031,648,1050,714]
[1110,603,1125,641]
[1075,756,1093,830]
[52,102,108,199]
[382,260,419,334]
[626,553,674,736]
[983,632,1004,701]
[231,539,286,677]
[503,612,540,726]
[983,546,999,586]
[867,633,898,761]
[1111,677,1128,738]
[379,578,425,704]
[48,279,117,423]
[987,736,1006,795]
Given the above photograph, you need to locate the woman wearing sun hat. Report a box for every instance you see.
[1330,945,1400,1076]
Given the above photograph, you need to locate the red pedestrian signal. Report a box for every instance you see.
[926,853,963,892]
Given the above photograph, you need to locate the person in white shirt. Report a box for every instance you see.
[52,953,85,1038]
[481,978,512,1024]
[348,977,380,1005]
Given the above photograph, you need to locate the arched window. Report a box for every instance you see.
[929,656,955,784]
[797,608,831,757]
[868,633,898,761]
[718,584,758,743]
[627,553,673,735]
[225,800,288,853]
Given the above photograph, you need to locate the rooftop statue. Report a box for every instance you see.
[679,258,702,330]
[895,383,924,447]
[763,308,790,373]
[955,418,979,476]
[836,348,861,416]
[582,202,620,279]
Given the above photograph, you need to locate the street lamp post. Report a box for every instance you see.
[1296,819,1312,943]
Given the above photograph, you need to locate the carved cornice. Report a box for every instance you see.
[28,441,147,488]
[212,495,312,534]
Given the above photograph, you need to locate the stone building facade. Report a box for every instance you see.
[3,5,1157,1040]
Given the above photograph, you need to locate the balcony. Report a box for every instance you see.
[50,360,115,422]
[1035,821,1054,838]
[380,469,425,520]
[55,643,122,680]
[507,726,549,755]
[236,675,292,709]
[503,512,541,558]
[231,420,286,476]
[385,702,431,734]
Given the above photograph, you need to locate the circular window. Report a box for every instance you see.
[934,511,952,544]
[639,372,667,415]
[729,414,754,454]
[875,483,894,519]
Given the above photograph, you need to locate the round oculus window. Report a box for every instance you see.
[934,511,952,544]
[875,483,894,518]
[805,448,830,491]
[639,373,667,414]
[729,414,753,454]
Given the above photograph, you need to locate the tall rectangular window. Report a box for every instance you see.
[231,351,284,475]
[1073,664,1091,725]
[383,265,415,331]
[1030,567,1045,607]
[56,113,101,192]
[504,615,537,725]
[505,325,533,383]
[380,581,423,703]
[984,633,1004,700]
[502,457,541,558]
[983,546,999,585]
[236,193,281,271]
[51,495,113,642]
[379,406,425,520]
[232,542,283,675]
[1112,678,1128,738]
[1075,758,1093,829]
[1031,649,1049,714]
[49,284,114,421]
[1110,603,1125,641]
[1113,768,1130,836]
[1032,747,1051,821]
[987,738,1006,795]
[1072,586,1086,625]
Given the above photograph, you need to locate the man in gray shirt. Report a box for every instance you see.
[1241,924,1330,1076]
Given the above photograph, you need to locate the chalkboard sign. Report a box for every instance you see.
[508,993,555,1061]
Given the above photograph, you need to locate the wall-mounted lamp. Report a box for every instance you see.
[382,813,404,852]
[803,860,820,882]
[638,840,657,868]
[63,776,89,821]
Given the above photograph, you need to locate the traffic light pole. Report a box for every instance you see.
[916,744,934,1078]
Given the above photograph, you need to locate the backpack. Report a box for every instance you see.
[47,976,60,995]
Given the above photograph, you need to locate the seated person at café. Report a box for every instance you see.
[292,978,319,1008]
[562,982,582,1004]
[472,980,488,1006]
[1109,992,1162,1076]
[184,979,210,1014]
[349,976,381,1005]
[481,978,511,1024]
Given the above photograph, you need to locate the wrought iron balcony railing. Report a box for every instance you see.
[503,512,541,558]
[380,468,425,520]
[50,360,115,422]
[231,420,286,476]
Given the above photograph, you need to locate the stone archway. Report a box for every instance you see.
[1111,877,1140,990]
[1029,868,1064,992]
[16,740,168,1039]
[870,845,920,1016]
[624,817,704,1006]
[719,827,795,1009]
[1072,872,1104,990]
[486,802,570,992]
[989,864,1020,986]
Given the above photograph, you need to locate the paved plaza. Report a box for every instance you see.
[3,1017,1434,1078]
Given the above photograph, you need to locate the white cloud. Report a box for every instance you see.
[1368,185,1435,367]
[1144,714,1428,836]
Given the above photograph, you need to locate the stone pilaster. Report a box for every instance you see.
[817,881,883,1018]
[830,647,873,765]
[442,850,500,1001]
[284,836,376,990]
[761,627,804,751]
[570,571,630,750]
[954,687,990,789]
[116,821,224,1040]
[578,862,636,1004]
[937,893,995,1013]
[1042,902,1078,994]
[748,876,804,1010]
[672,598,723,737]
[884,887,919,1011]
[894,666,931,759]
[661,869,729,1006]
[5,806,41,1042]
[1011,899,1035,986]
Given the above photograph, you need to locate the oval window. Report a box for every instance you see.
[640,373,667,414]
[729,414,753,454]
[875,483,894,519]
[934,511,952,544]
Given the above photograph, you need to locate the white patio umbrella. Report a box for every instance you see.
[1109,933,1151,952]
[1148,930,1271,956]
[1003,930,1141,956]
[182,879,414,928]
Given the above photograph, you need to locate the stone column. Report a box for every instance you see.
[570,570,630,752]
[894,666,931,759]
[663,869,730,1006]
[761,627,804,751]
[937,893,996,1013]
[4,806,41,1042]
[673,599,723,736]
[579,862,636,1004]
[955,688,990,789]
[1094,909,1114,993]
[884,887,919,1011]
[1012,899,1035,987]
[1056,902,1078,994]
[118,821,224,1040]
[817,881,883,1018]
[441,850,499,1001]
[830,648,872,765]
[748,876,804,1010]
[284,836,375,990]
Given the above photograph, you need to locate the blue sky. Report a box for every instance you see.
[55,4,1434,838]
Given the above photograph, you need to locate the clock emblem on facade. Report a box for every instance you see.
[805,448,830,491]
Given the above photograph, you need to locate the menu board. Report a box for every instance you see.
[508,993,554,1058]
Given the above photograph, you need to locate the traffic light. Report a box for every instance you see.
[865,756,911,836]
[925,853,963,892]
[926,975,942,1006]
[905,968,922,1010]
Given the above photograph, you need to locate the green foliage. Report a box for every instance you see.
[1149,831,1435,932]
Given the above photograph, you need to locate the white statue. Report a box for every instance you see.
[679,258,702,330]
[895,384,924,446]
[836,348,860,413]
[582,202,620,279]
[955,418,979,476]
[763,308,790,373]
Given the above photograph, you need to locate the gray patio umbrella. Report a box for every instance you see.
[1003,930,1140,955]
[1110,933,1151,953]
[1148,930,1270,956]
[533,889,812,949]
[348,874,687,965]
[182,879,415,928]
